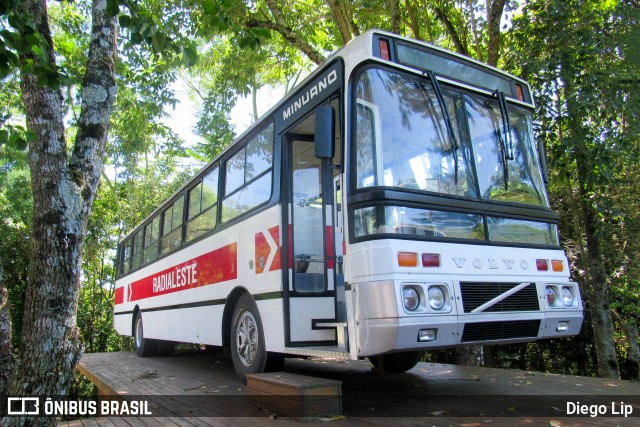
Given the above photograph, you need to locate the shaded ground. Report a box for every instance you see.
[58,350,640,426]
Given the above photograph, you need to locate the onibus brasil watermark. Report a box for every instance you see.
[6,397,152,417]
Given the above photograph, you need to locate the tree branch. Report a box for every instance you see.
[326,0,353,44]
[259,0,326,65]
[70,0,118,214]
[432,4,469,57]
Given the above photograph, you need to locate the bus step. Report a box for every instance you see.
[282,346,351,360]
[314,322,348,350]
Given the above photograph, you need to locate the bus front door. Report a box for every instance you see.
[285,131,344,349]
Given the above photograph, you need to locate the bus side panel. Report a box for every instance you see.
[113,312,132,337]
[257,298,286,351]
[113,205,286,351]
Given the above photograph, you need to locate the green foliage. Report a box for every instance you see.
[0,167,32,350]
[503,0,640,378]
[1,4,71,88]
[1,0,637,382]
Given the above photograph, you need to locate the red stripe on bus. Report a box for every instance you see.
[288,224,293,268]
[255,226,282,274]
[326,226,334,270]
[268,226,282,271]
[255,231,270,274]
[128,243,238,302]
[114,286,124,305]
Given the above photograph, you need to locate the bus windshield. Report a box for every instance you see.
[353,67,558,246]
[354,67,548,207]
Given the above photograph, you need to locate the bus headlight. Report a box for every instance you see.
[402,286,420,311]
[545,286,558,307]
[428,286,445,310]
[562,286,574,307]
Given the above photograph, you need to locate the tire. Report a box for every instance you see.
[134,312,157,357]
[230,293,282,381]
[370,351,423,374]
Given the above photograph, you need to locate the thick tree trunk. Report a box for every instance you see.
[562,60,619,379]
[0,262,13,397]
[1,1,117,426]
[486,0,507,67]
[454,345,484,366]
[612,311,639,381]
[575,153,618,378]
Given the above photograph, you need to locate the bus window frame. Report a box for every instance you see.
[347,62,560,250]
[221,122,275,224]
[186,164,220,243]
[115,120,279,280]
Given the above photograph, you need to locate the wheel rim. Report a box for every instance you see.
[135,316,143,348]
[235,310,258,367]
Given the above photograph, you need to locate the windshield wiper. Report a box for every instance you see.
[494,90,514,190]
[425,70,459,183]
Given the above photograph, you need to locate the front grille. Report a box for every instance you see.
[460,282,539,313]
[461,320,541,342]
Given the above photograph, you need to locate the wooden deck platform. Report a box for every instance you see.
[61,350,640,426]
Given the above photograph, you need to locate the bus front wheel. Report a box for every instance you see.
[370,351,422,374]
[134,312,157,357]
[230,293,283,381]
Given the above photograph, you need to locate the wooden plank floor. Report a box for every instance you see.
[60,350,640,426]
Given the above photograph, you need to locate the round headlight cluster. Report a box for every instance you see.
[562,286,574,306]
[402,286,420,311]
[546,287,557,306]
[546,285,576,307]
[402,284,450,313]
[428,286,445,310]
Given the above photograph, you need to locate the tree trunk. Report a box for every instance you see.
[612,311,639,381]
[389,0,401,34]
[0,262,13,397]
[562,62,619,379]
[468,0,483,61]
[2,1,117,426]
[326,0,353,43]
[454,345,484,366]
[406,0,422,40]
[573,150,618,378]
[486,0,507,66]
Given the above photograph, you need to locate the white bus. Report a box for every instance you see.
[114,31,583,379]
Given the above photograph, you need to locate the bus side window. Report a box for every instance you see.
[143,215,160,264]
[187,166,219,242]
[222,124,274,222]
[131,231,143,271]
[161,195,184,255]
[121,239,132,275]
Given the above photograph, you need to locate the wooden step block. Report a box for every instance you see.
[246,372,342,418]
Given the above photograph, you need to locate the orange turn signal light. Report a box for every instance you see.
[551,260,564,272]
[398,252,418,267]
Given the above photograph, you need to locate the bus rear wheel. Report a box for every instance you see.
[230,293,283,381]
[134,312,157,357]
[370,351,422,374]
